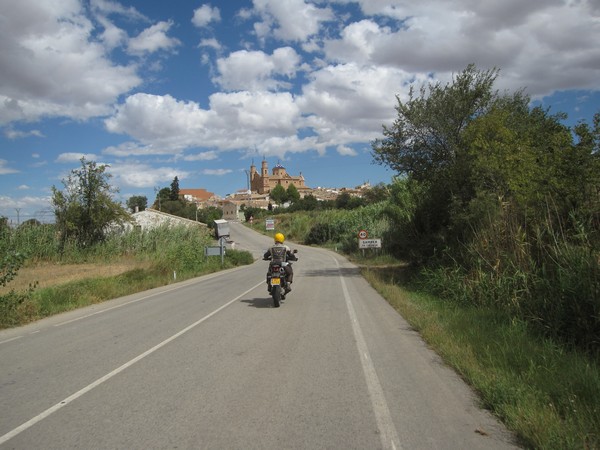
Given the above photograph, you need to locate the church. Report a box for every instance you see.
[249,159,309,195]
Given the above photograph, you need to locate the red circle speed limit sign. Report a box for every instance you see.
[358,229,368,239]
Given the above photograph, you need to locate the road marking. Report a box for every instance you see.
[0,280,264,446]
[0,335,23,345]
[56,271,229,327]
[335,257,403,450]
[56,284,186,326]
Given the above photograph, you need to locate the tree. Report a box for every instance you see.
[51,158,130,248]
[153,187,171,210]
[370,66,505,256]
[335,192,351,209]
[286,184,300,204]
[196,206,223,224]
[363,182,390,203]
[270,184,287,205]
[159,200,180,216]
[372,64,499,182]
[288,194,319,212]
[300,194,318,211]
[465,103,600,234]
[170,176,180,201]
[0,251,25,288]
[243,206,263,222]
[0,221,25,288]
[126,195,148,213]
[0,216,9,232]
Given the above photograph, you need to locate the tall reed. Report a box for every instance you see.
[423,202,600,354]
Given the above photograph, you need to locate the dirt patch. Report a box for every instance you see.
[0,260,149,294]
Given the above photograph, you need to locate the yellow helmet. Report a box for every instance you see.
[274,232,285,243]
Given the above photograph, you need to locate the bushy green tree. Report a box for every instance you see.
[372,64,498,182]
[286,184,300,204]
[51,158,131,248]
[244,206,263,222]
[197,206,223,225]
[126,195,148,213]
[153,187,171,210]
[362,182,390,203]
[0,225,25,288]
[465,101,600,235]
[372,64,600,351]
[301,194,319,211]
[270,184,287,205]
[371,65,521,258]
[289,194,319,212]
[0,252,25,288]
[335,192,366,210]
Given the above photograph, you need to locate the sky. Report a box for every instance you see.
[1,0,599,224]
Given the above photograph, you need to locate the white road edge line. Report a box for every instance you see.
[335,258,402,450]
[56,271,229,327]
[0,335,23,345]
[56,284,186,326]
[0,271,235,345]
[0,280,264,446]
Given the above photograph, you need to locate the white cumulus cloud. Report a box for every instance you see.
[127,21,181,55]
[0,0,141,124]
[108,163,190,189]
[214,47,302,91]
[192,4,221,28]
[252,0,334,42]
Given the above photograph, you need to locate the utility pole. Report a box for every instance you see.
[154,186,161,211]
[15,208,21,225]
[244,169,251,206]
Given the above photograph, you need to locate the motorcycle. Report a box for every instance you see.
[264,250,297,308]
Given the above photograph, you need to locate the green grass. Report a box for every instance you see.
[0,246,254,328]
[44,249,250,315]
[360,263,600,449]
[34,268,165,316]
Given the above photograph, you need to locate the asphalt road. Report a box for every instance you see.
[0,222,519,449]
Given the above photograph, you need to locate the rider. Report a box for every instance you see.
[263,232,297,293]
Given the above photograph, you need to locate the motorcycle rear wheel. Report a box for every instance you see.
[272,285,281,307]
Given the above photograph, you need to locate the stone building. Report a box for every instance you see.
[222,201,243,221]
[249,159,309,195]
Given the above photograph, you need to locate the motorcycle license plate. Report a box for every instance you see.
[271,278,280,285]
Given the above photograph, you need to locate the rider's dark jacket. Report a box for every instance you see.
[264,243,297,282]
[263,243,295,263]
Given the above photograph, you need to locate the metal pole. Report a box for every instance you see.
[244,169,251,208]
[221,237,226,266]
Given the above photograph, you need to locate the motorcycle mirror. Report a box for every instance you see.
[293,249,298,253]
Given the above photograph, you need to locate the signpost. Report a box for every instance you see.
[358,229,381,254]
[207,219,230,265]
[266,219,275,231]
[359,239,382,249]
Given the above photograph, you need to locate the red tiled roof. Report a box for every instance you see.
[179,189,215,201]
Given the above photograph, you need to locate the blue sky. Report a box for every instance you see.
[1,0,599,224]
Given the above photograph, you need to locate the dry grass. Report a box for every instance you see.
[0,258,150,294]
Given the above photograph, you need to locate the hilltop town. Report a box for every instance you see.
[173,159,372,221]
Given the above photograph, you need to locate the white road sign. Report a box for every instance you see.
[359,238,381,249]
